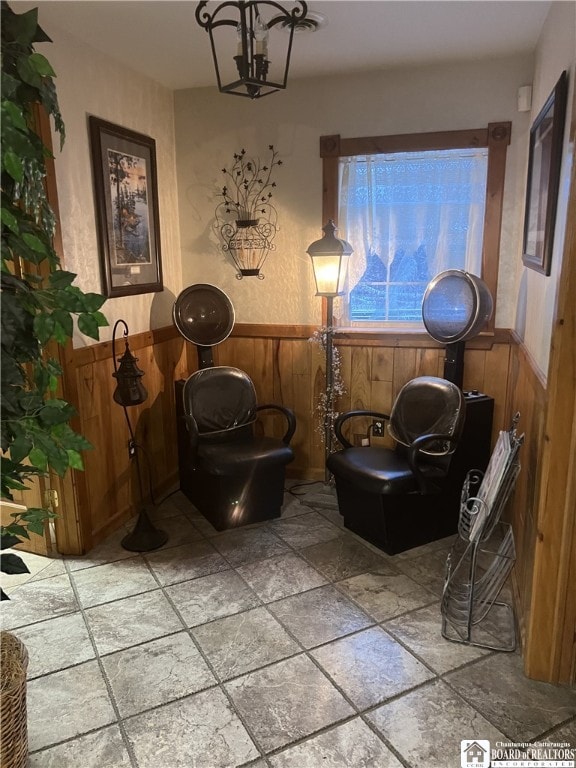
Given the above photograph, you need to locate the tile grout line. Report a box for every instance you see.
[138,549,272,765]
[17,492,576,765]
[150,510,426,762]
[25,557,143,768]
[210,520,449,764]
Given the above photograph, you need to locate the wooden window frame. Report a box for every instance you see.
[320,123,511,334]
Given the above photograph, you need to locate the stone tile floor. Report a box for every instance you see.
[2,484,575,767]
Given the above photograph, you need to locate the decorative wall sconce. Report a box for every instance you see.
[307,221,353,479]
[112,319,168,551]
[215,146,281,278]
[195,0,309,99]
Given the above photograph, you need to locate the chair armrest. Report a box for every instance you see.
[333,410,390,449]
[408,433,459,493]
[184,414,199,455]
[256,404,296,444]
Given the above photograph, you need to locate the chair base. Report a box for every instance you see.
[180,466,285,531]
[334,477,460,555]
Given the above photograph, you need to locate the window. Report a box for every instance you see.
[340,149,488,323]
[320,125,511,331]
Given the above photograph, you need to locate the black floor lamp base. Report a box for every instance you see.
[121,507,168,552]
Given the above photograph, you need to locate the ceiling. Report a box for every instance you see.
[16,0,551,91]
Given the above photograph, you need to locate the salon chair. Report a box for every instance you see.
[175,366,296,530]
[327,376,466,554]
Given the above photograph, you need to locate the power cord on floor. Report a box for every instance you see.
[285,480,330,497]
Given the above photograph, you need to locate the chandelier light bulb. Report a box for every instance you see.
[236,22,243,56]
[254,15,269,55]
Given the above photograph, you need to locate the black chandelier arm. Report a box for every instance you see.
[196,3,239,30]
[196,0,308,30]
[264,1,308,28]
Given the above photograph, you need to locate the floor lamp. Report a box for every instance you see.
[112,320,168,552]
[307,221,353,481]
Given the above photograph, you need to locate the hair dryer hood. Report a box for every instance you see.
[422,270,493,343]
[173,284,235,346]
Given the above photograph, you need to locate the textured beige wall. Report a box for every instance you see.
[174,54,535,326]
[36,24,182,346]
[36,11,561,345]
[514,1,576,379]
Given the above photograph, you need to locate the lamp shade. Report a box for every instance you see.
[307,220,353,296]
[112,341,148,407]
[112,320,148,406]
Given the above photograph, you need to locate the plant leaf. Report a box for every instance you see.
[0,553,30,575]
[1,205,19,233]
[66,449,84,470]
[28,52,56,78]
[3,150,24,183]
[92,310,109,328]
[81,292,107,312]
[16,54,42,88]
[22,232,49,254]
[29,446,48,472]
[48,270,76,289]
[24,520,46,536]
[5,524,29,540]
[0,533,21,550]
[77,313,99,339]
[33,312,55,344]
[52,309,74,344]
[9,435,32,464]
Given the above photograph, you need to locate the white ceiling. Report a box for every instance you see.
[18,0,551,91]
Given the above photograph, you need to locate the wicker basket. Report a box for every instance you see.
[1,631,29,768]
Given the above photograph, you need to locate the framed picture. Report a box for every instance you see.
[522,71,568,276]
[89,116,163,297]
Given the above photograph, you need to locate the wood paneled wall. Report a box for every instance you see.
[503,338,547,651]
[63,320,575,684]
[214,326,513,478]
[69,324,513,552]
[69,326,190,552]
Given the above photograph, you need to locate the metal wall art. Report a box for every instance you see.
[215,145,281,278]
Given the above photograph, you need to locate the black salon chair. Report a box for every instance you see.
[327,376,466,554]
[175,366,296,530]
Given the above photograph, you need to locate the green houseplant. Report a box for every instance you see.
[1,2,108,598]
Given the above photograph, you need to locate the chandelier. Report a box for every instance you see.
[195,0,309,99]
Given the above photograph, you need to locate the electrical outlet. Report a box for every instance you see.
[372,419,384,437]
[128,439,136,458]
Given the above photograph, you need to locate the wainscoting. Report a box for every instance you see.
[57,322,573,683]
[216,325,513,479]
[68,323,513,553]
[69,326,191,552]
[504,337,547,653]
